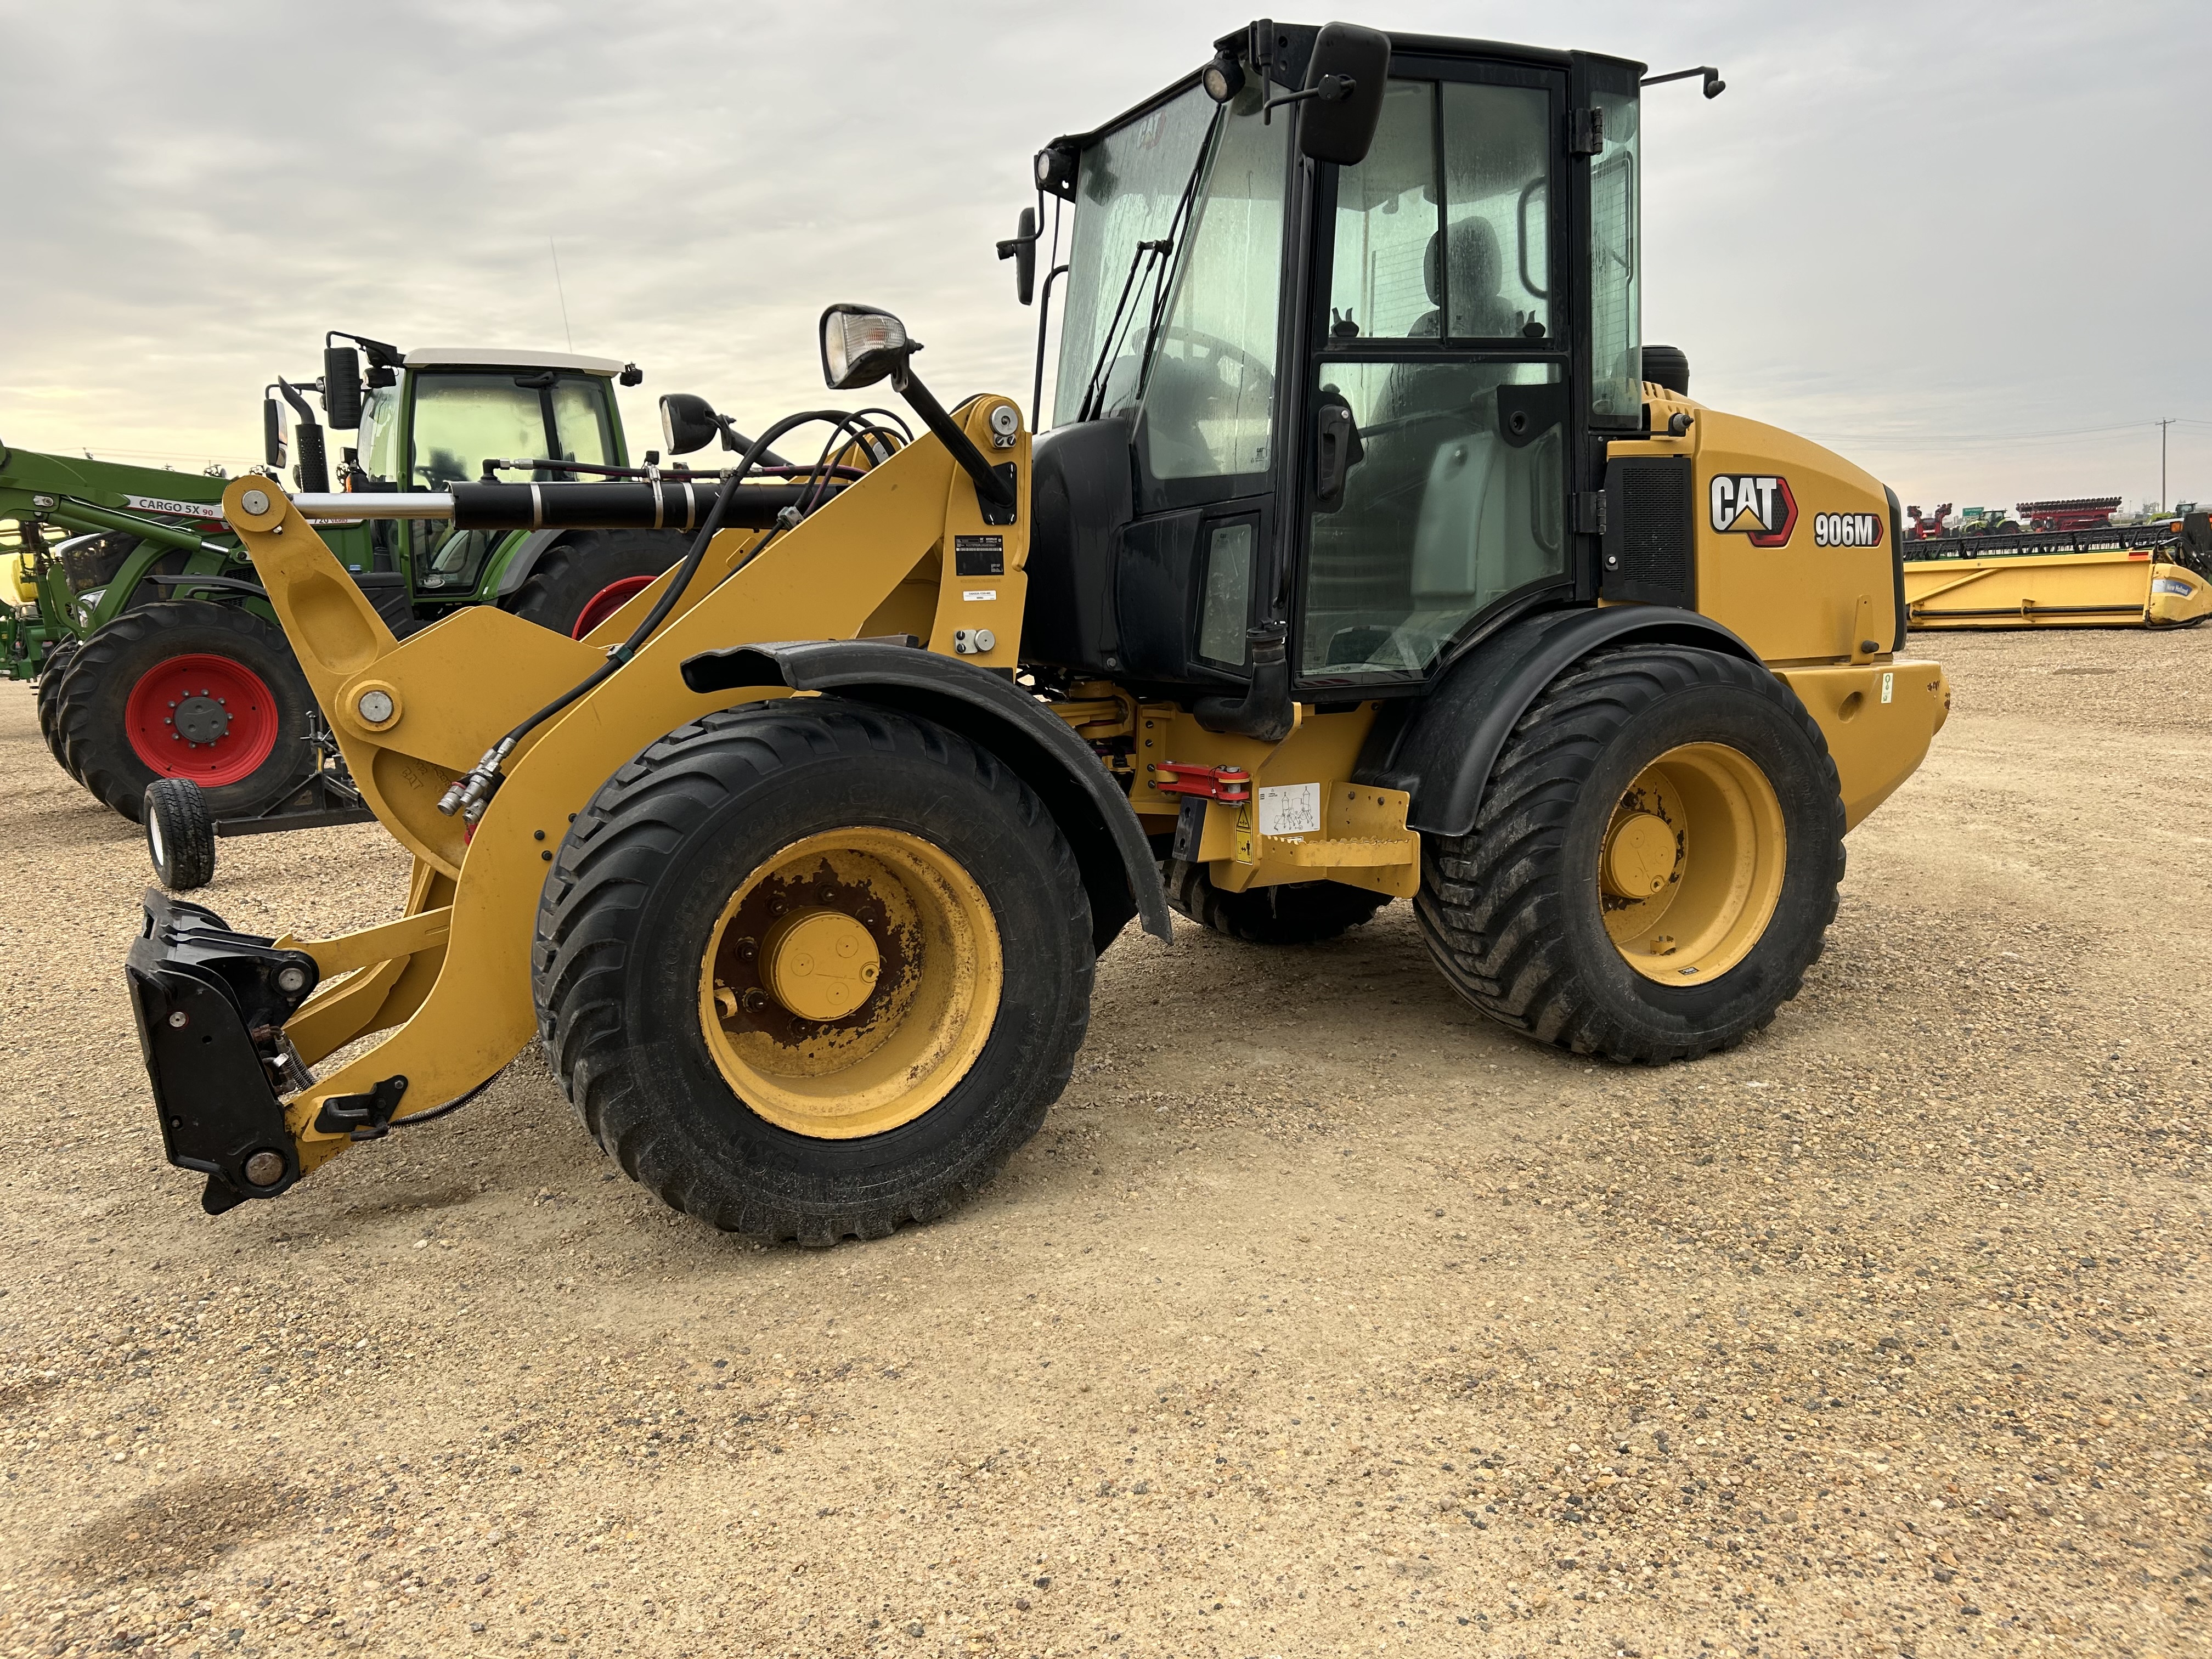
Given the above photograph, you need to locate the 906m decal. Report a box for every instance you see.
[1812,511,1883,547]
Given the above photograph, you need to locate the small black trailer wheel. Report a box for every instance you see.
[144,777,217,891]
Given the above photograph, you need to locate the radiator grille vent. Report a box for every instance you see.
[1602,457,1696,608]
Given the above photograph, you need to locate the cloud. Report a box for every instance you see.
[2,0,2207,506]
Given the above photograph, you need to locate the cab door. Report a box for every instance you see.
[1292,60,1572,693]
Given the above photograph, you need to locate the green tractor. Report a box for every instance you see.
[4,335,704,822]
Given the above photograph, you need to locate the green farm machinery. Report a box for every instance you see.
[4,336,712,826]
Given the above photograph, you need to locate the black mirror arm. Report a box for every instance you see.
[1641,65,1726,98]
[894,365,1015,511]
[1261,73,1356,125]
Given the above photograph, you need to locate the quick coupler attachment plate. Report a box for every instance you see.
[124,889,321,1215]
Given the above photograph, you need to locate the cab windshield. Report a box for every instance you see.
[1051,84,1216,429]
[405,371,616,489]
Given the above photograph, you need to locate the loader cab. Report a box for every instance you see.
[1024,23,1643,701]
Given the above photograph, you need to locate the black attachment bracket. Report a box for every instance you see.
[314,1075,410,1141]
[1567,108,1605,155]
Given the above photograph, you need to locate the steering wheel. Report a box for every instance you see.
[1155,326,1275,402]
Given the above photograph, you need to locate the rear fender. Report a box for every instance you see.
[1358,606,1761,838]
[684,639,1171,952]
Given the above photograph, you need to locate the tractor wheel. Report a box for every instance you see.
[1163,857,1391,944]
[35,639,82,771]
[534,699,1095,1244]
[144,778,217,891]
[506,529,682,639]
[1416,644,1844,1063]
[49,601,314,823]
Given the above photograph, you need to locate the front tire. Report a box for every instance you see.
[534,700,1095,1243]
[1417,645,1845,1062]
[49,602,314,822]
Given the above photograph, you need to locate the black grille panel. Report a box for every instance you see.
[1602,457,1696,608]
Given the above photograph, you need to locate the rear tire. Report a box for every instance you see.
[505,529,683,639]
[1164,857,1391,944]
[534,699,1094,1244]
[1416,645,1844,1062]
[144,778,217,891]
[35,639,81,772]
[49,602,314,823]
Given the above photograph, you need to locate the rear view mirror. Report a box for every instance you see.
[321,345,363,430]
[262,392,287,470]
[996,207,1039,306]
[1293,22,1390,166]
[658,392,723,456]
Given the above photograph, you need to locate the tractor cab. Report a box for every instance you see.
[1021,22,1643,710]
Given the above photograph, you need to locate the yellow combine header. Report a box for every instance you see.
[1904,547,2212,630]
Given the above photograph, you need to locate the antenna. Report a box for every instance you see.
[549,236,574,350]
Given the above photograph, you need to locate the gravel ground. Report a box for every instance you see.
[1,629,2208,1659]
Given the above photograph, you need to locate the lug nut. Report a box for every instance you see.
[242,1150,286,1188]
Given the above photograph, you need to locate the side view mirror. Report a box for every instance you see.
[658,392,723,456]
[1282,22,1390,166]
[262,390,287,470]
[820,304,915,391]
[996,207,1039,306]
[321,346,363,430]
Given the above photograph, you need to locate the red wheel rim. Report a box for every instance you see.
[572,574,657,639]
[122,652,281,785]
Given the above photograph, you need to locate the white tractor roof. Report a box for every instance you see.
[404,347,627,376]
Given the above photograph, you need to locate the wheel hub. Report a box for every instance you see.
[170,692,232,746]
[699,831,1002,1140]
[1602,810,1677,898]
[761,909,882,1022]
[1599,743,1787,984]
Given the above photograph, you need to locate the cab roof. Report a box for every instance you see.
[403,347,625,376]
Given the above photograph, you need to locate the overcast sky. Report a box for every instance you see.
[3,1,2207,514]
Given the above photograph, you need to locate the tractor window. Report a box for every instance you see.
[1325,81,1437,340]
[1588,87,1641,421]
[1299,360,1565,680]
[407,374,549,489]
[1140,80,1290,481]
[1052,84,1216,429]
[1440,82,1552,340]
[548,377,616,470]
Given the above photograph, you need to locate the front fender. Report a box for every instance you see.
[684,639,1172,951]
[1358,605,1761,839]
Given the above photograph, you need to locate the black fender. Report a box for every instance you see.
[489,528,570,598]
[681,639,1171,952]
[1356,606,1762,839]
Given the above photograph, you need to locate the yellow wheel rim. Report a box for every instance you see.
[1598,742,1786,985]
[698,829,1002,1139]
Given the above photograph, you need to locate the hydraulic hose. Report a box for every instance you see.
[435,408,884,823]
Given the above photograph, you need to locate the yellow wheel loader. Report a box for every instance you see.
[125,21,1950,1242]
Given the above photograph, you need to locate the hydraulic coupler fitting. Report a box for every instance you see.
[436,737,519,821]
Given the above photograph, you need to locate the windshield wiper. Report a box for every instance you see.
[1074,106,1224,425]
